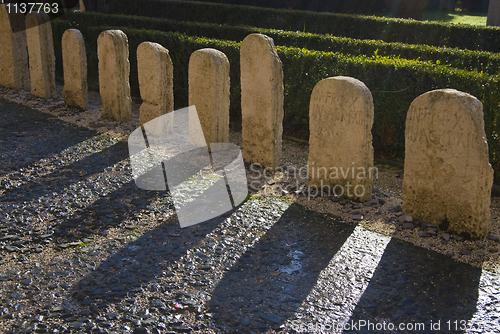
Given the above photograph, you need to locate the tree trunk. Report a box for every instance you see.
[487,0,500,26]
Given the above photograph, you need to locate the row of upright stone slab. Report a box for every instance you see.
[0,12,494,238]
[89,30,496,239]
[0,6,29,90]
[308,78,493,238]
[0,6,86,107]
[0,6,57,98]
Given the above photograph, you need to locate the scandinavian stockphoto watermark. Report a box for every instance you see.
[249,162,378,200]
[290,319,473,332]
[127,106,248,228]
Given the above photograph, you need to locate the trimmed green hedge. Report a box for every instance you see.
[182,0,388,14]
[51,21,500,179]
[62,11,500,75]
[105,0,500,53]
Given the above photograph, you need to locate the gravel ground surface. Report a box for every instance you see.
[1,85,500,333]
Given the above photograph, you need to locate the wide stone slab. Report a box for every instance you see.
[308,76,374,202]
[403,89,493,238]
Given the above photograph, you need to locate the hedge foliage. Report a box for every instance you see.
[181,0,388,14]
[104,0,500,52]
[62,11,500,75]
[51,21,500,179]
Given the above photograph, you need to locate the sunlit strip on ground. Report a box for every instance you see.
[0,134,120,192]
[466,269,500,333]
[169,169,224,207]
[130,146,221,202]
[147,196,290,303]
[283,225,391,333]
[1,149,223,227]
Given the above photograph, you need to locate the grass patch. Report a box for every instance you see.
[375,11,487,26]
[422,11,487,26]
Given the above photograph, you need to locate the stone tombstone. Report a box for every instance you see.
[487,0,500,26]
[240,33,284,169]
[308,76,374,202]
[403,89,493,238]
[0,5,29,90]
[137,42,173,126]
[62,29,88,110]
[25,12,56,99]
[97,29,132,122]
[189,48,230,149]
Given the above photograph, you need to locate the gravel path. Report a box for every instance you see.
[1,89,500,333]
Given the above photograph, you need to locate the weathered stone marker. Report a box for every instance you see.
[97,29,132,122]
[240,33,283,169]
[62,29,87,110]
[403,89,493,238]
[189,48,230,148]
[0,5,29,90]
[137,42,173,126]
[308,76,374,202]
[25,12,56,99]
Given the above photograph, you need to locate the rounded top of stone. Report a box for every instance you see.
[137,41,168,55]
[98,29,128,41]
[242,33,276,49]
[412,88,483,113]
[25,11,50,28]
[314,76,373,103]
[62,28,84,41]
[317,76,369,89]
[193,48,227,57]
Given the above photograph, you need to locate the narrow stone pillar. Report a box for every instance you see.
[97,29,132,122]
[137,41,173,126]
[403,89,493,239]
[308,76,374,202]
[25,12,56,98]
[62,29,87,110]
[26,12,56,98]
[189,48,230,149]
[487,0,500,26]
[0,5,30,90]
[240,33,284,169]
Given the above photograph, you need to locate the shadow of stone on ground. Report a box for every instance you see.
[206,203,356,332]
[71,211,227,306]
[349,237,481,333]
[0,98,96,176]
[0,142,129,204]
[51,181,164,241]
